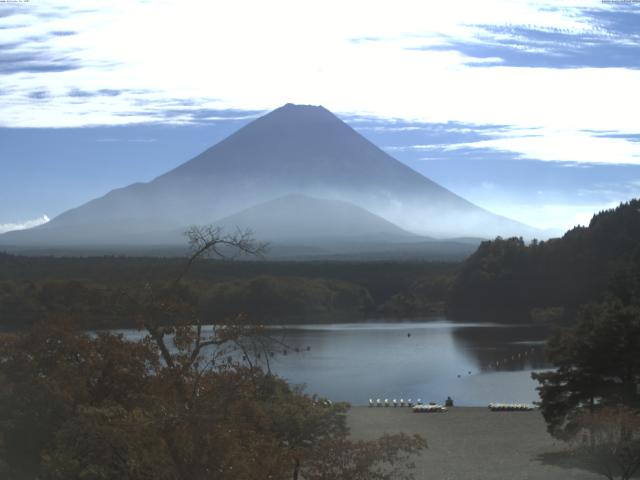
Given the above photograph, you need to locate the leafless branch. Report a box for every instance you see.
[174,226,268,285]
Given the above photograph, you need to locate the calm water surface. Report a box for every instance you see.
[115,319,552,406]
[264,320,551,406]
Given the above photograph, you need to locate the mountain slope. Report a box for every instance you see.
[214,194,416,241]
[0,103,537,248]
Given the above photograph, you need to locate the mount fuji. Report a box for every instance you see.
[0,103,537,254]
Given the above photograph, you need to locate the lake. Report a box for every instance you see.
[265,320,551,406]
[115,319,552,406]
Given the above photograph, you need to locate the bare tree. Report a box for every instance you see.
[141,225,269,378]
[176,226,267,284]
[130,226,281,477]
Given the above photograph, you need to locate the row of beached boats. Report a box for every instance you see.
[488,403,535,411]
[369,398,421,408]
[368,398,449,412]
[368,398,535,412]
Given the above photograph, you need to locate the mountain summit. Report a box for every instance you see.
[1,103,535,248]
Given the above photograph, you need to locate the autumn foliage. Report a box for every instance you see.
[0,227,426,480]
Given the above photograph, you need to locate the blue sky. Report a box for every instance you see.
[1,0,639,233]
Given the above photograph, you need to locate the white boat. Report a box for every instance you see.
[413,404,448,413]
[488,403,535,411]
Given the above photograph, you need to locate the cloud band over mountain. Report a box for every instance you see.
[0,215,49,234]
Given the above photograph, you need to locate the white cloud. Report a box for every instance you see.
[1,0,638,165]
[355,125,425,132]
[0,215,50,234]
[475,201,618,231]
[441,128,640,165]
[0,1,626,122]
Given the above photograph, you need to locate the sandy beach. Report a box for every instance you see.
[347,406,603,480]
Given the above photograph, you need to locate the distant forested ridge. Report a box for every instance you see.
[0,255,455,330]
[203,275,374,323]
[449,199,640,322]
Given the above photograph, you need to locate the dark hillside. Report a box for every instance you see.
[448,199,640,321]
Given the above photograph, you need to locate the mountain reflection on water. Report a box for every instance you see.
[265,320,552,406]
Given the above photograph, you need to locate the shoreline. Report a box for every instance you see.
[347,406,600,480]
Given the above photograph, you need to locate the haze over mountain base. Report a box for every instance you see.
[0,104,542,257]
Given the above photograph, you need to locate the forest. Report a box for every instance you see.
[1,199,639,331]
[449,199,640,323]
[0,254,455,330]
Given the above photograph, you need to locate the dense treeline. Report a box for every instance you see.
[0,254,454,303]
[0,277,374,330]
[449,199,640,322]
[204,275,374,323]
[0,255,456,330]
[0,280,134,330]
